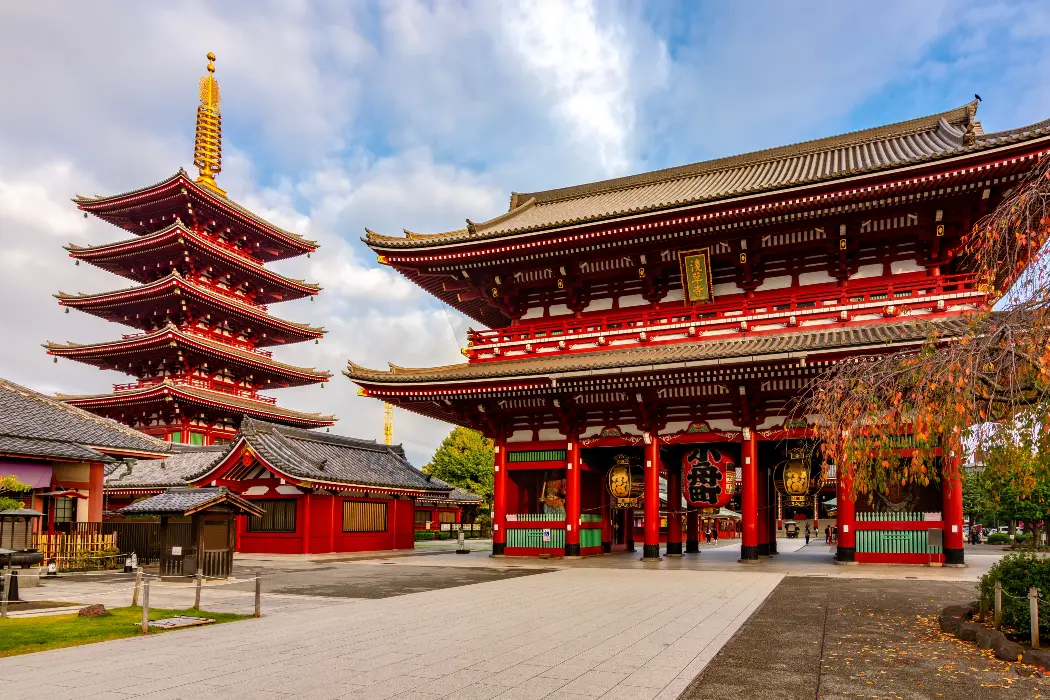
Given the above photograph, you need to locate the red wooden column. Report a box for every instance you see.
[942,453,965,566]
[601,478,613,553]
[492,439,507,556]
[643,433,662,560]
[565,437,582,558]
[740,427,759,561]
[835,467,856,563]
[666,458,683,556]
[686,504,700,553]
[758,464,772,556]
[87,462,104,522]
[329,496,337,553]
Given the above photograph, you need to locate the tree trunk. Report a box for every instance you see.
[1009,520,1017,537]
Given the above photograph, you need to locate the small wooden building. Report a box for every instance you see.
[119,487,262,578]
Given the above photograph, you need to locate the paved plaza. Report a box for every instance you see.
[0,540,997,700]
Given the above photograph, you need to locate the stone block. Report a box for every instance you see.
[1022,648,1050,669]
[78,604,107,617]
[957,622,983,642]
[995,639,1024,662]
[939,614,963,634]
[976,628,1006,650]
[942,604,971,619]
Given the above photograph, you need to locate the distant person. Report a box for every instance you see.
[825,525,831,544]
[712,526,719,543]
[705,526,711,544]
[805,524,811,545]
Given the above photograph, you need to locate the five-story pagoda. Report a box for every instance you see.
[47,53,335,445]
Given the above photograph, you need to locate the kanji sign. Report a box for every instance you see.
[683,447,736,508]
[678,248,713,304]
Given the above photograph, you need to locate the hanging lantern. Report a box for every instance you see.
[606,454,643,508]
[774,446,824,506]
[683,446,736,508]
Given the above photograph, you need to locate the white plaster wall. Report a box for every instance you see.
[537,428,567,441]
[713,281,743,297]
[755,275,792,291]
[521,306,544,320]
[849,264,883,280]
[891,259,924,274]
[618,294,648,308]
[661,288,684,303]
[583,297,614,313]
[548,304,572,316]
[798,270,836,285]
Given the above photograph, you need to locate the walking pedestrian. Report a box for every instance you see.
[805,524,811,545]
[712,526,719,543]
[825,525,831,545]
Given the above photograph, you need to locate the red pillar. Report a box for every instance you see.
[87,462,104,522]
[740,427,759,561]
[686,505,700,553]
[666,458,683,556]
[836,466,856,563]
[643,434,662,560]
[493,439,507,556]
[329,496,337,553]
[942,453,965,566]
[565,437,582,557]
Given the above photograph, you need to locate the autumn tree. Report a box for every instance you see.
[803,155,1050,502]
[422,427,494,514]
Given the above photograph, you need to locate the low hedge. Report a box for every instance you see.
[986,533,1011,544]
[980,552,1050,640]
[414,531,436,541]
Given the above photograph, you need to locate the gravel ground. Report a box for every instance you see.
[681,576,1050,700]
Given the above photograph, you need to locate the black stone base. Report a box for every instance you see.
[739,545,759,561]
[944,547,965,566]
[835,546,855,563]
[757,542,770,556]
[602,541,612,553]
[492,542,505,556]
[564,543,581,557]
[686,540,700,553]
[768,540,778,555]
[666,541,683,555]
[626,539,636,552]
[642,543,662,560]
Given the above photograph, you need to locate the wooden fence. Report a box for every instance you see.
[33,521,192,566]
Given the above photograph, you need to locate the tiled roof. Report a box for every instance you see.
[365,102,1050,247]
[236,417,451,494]
[0,377,169,461]
[46,325,333,383]
[74,170,319,251]
[65,223,321,295]
[55,272,326,340]
[346,317,969,385]
[57,380,337,427]
[417,486,485,504]
[119,486,262,516]
[104,446,228,489]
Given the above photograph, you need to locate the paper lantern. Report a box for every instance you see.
[683,447,736,508]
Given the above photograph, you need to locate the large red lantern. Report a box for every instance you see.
[683,446,736,508]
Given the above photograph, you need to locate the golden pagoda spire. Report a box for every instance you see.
[193,52,226,196]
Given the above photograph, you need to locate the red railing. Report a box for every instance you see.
[190,226,265,266]
[184,274,268,311]
[112,376,278,404]
[466,273,984,360]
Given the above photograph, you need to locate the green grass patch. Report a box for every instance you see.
[0,606,251,657]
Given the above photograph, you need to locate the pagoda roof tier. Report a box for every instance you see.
[74,170,317,262]
[65,222,321,304]
[58,379,335,429]
[55,273,325,346]
[45,325,331,388]
[365,102,1050,250]
[348,316,967,390]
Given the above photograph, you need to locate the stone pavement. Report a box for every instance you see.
[0,568,782,700]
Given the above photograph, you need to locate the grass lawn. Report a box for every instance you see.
[0,606,252,657]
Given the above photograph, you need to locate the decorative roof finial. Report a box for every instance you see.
[193,52,226,196]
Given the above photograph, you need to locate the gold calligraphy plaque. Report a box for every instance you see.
[678,248,713,304]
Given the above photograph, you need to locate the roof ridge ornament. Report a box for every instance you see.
[193,52,226,197]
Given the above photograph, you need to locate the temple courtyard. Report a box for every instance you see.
[0,540,1024,700]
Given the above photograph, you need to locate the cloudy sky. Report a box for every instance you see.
[3,1,1050,465]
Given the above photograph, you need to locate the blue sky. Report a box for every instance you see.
[3,1,1050,465]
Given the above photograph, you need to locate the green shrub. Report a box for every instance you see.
[1015,533,1034,546]
[980,552,1050,640]
[414,530,436,541]
[986,533,1010,544]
